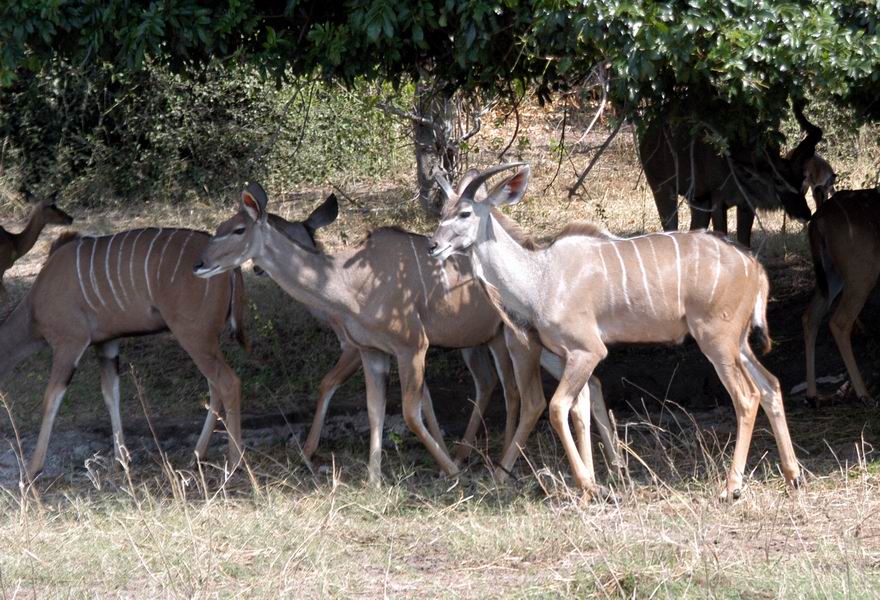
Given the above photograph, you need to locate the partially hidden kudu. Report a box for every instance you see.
[429,163,802,501]
[194,184,623,483]
[0,226,247,479]
[639,101,824,246]
[0,195,73,301]
[803,189,880,406]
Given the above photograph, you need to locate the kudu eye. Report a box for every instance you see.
[232,226,246,236]
[458,211,472,219]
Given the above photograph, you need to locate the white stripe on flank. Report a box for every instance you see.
[116,230,133,306]
[630,240,656,316]
[610,242,631,308]
[171,230,196,283]
[201,276,211,305]
[596,245,614,305]
[409,238,430,301]
[88,237,108,307]
[144,228,164,303]
[156,229,177,285]
[129,229,148,298]
[104,233,125,310]
[665,233,682,313]
[645,237,666,312]
[708,235,722,304]
[75,239,97,311]
[737,250,749,276]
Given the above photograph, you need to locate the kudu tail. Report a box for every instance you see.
[0,294,45,381]
[751,268,772,355]
[229,268,250,352]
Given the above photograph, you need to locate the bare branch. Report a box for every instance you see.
[376,101,435,128]
[568,117,625,198]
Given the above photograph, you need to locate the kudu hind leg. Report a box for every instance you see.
[740,345,801,486]
[194,384,221,460]
[302,345,362,461]
[96,341,129,468]
[27,342,89,479]
[455,345,500,464]
[829,286,874,401]
[704,347,760,500]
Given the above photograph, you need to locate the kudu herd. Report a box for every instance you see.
[2,97,876,504]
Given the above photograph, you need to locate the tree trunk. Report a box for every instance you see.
[413,79,457,215]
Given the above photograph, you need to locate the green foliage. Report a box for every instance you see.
[2,1,879,182]
[0,61,408,205]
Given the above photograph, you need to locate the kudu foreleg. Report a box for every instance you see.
[194,385,221,460]
[539,352,623,473]
[302,345,362,461]
[397,346,459,477]
[96,341,128,468]
[547,349,604,498]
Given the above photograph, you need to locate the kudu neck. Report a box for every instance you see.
[14,206,48,256]
[471,212,544,316]
[256,223,357,314]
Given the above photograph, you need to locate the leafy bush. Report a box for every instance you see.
[0,61,410,206]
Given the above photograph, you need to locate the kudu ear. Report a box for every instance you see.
[304,194,339,232]
[241,182,269,222]
[485,166,531,207]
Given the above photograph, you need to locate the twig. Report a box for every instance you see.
[568,117,625,198]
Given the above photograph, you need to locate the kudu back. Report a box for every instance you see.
[0,227,246,478]
[639,102,823,246]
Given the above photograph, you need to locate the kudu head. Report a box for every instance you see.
[26,191,73,226]
[429,163,530,261]
[752,100,823,223]
[193,183,339,278]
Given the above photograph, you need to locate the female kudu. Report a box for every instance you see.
[803,189,880,405]
[0,227,247,478]
[429,163,801,501]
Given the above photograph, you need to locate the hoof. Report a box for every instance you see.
[791,473,806,489]
[719,487,742,502]
[804,396,819,409]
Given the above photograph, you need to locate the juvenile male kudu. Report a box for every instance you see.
[639,102,823,246]
[0,227,247,478]
[429,163,802,501]
[803,189,880,405]
[0,196,73,301]
[195,184,622,483]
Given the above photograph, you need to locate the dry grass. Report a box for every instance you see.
[1,105,879,598]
